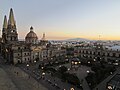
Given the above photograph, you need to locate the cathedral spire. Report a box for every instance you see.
[8,8,16,26]
[3,15,7,29]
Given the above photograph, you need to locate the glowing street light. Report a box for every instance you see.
[75,62,78,65]
[70,88,74,90]
[72,61,74,64]
[87,70,90,73]
[59,65,61,67]
[41,67,44,69]
[26,64,29,67]
[42,72,45,75]
[26,64,29,70]
[88,61,90,64]
[68,68,70,71]
[34,60,36,63]
[93,59,96,61]
[78,61,81,64]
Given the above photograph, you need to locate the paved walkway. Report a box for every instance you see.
[76,65,91,90]
[0,67,18,90]
[62,64,91,90]
[1,65,48,90]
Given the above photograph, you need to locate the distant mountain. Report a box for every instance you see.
[65,38,90,42]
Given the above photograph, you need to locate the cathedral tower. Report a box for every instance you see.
[6,8,18,43]
[2,15,7,43]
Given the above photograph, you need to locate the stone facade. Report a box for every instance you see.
[74,43,120,63]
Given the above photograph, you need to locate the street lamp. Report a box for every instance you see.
[75,62,78,65]
[88,61,90,64]
[34,60,36,63]
[42,72,45,76]
[68,68,70,71]
[27,64,29,67]
[78,61,81,64]
[41,66,44,69]
[26,64,29,70]
[59,65,61,67]
[116,60,118,62]
[70,88,74,90]
[110,72,113,75]
[93,59,96,61]
[87,70,90,73]
[72,61,74,64]
[42,72,45,79]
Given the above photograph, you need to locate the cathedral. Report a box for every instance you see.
[0,8,66,64]
[0,8,51,64]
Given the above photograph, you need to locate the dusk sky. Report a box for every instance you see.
[1,0,120,40]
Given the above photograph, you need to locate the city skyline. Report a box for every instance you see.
[1,0,120,40]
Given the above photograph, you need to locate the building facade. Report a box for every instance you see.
[74,43,120,64]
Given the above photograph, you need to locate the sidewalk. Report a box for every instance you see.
[0,67,18,90]
[2,65,48,90]
[82,78,91,90]
[12,66,48,90]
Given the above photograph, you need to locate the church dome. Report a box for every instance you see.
[25,26,38,44]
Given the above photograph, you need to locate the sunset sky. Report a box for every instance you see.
[0,0,120,40]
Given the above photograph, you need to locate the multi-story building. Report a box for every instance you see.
[74,42,120,64]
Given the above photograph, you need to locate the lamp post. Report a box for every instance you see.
[42,72,45,79]
[86,70,90,77]
[34,60,36,63]
[26,64,29,70]
[93,59,96,62]
[70,88,74,90]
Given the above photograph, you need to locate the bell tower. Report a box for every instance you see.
[6,8,18,43]
[2,15,7,43]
